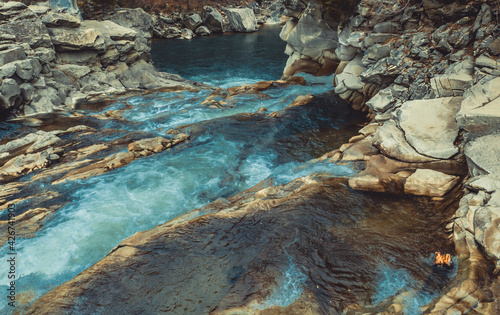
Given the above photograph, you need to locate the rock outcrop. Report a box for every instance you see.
[25,175,458,314]
[152,2,282,40]
[0,2,200,119]
[280,1,339,78]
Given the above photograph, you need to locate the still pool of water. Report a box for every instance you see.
[0,26,456,314]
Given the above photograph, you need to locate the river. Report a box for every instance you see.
[0,26,456,314]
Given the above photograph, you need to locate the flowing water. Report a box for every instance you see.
[0,26,456,314]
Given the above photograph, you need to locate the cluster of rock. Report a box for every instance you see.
[0,1,200,119]
[152,0,285,40]
[283,0,500,312]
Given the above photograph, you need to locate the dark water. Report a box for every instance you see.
[152,25,287,86]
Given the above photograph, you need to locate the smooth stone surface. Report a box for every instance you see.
[373,120,436,163]
[42,12,80,28]
[464,133,500,176]
[457,77,500,133]
[225,8,258,32]
[404,169,460,197]
[397,97,462,159]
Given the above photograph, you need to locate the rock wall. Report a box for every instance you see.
[0,1,199,120]
[285,0,500,312]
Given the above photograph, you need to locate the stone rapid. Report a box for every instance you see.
[0,26,457,314]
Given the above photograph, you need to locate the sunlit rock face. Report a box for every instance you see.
[290,0,500,312]
[280,2,339,79]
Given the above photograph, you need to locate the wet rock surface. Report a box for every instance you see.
[1,0,500,313]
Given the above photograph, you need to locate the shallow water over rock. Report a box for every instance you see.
[27,177,458,314]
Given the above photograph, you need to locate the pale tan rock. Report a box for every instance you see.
[474,206,500,265]
[128,137,169,154]
[287,93,314,107]
[0,206,59,246]
[52,151,136,185]
[0,130,60,155]
[358,123,379,136]
[404,169,460,197]
[227,81,273,98]
[397,97,462,159]
[341,136,379,161]
[373,120,437,163]
[0,148,59,180]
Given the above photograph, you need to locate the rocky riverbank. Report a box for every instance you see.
[152,0,286,39]
[280,0,500,312]
[0,1,206,119]
[0,0,286,120]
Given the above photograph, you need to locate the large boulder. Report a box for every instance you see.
[82,20,136,41]
[203,6,223,33]
[464,133,500,177]
[57,64,91,80]
[48,26,105,51]
[280,8,337,59]
[225,8,258,33]
[11,58,42,81]
[456,77,500,134]
[183,14,202,31]
[108,8,154,34]
[474,206,500,264]
[0,45,26,66]
[372,120,437,163]
[396,97,462,159]
[334,55,366,93]
[0,78,22,110]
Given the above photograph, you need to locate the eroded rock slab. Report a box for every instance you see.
[397,97,462,159]
[404,169,460,197]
